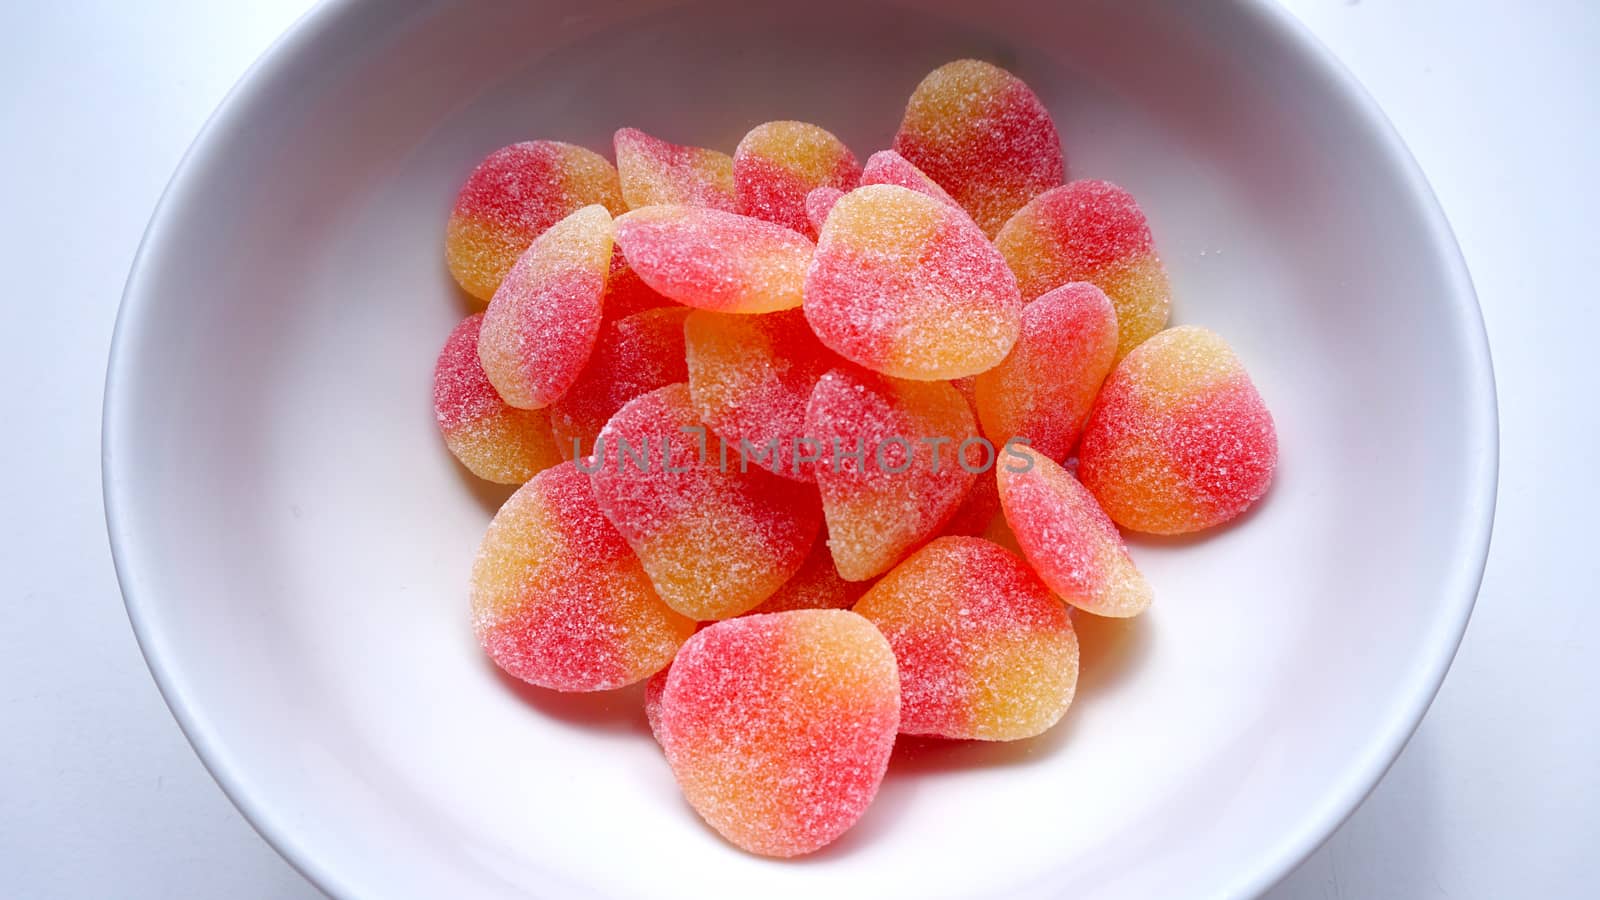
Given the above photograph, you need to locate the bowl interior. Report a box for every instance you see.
[105,1,1494,897]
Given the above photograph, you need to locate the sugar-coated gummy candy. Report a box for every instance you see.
[804,184,1021,380]
[549,306,689,460]
[446,141,624,304]
[471,462,696,690]
[614,127,736,211]
[1077,326,1276,534]
[590,384,822,619]
[658,610,899,857]
[994,179,1171,359]
[478,205,614,409]
[614,205,814,314]
[854,536,1077,740]
[735,121,861,238]
[998,444,1153,617]
[805,367,978,580]
[975,282,1118,462]
[857,149,963,212]
[893,60,1065,237]
[684,309,837,481]
[744,532,870,615]
[434,314,562,484]
[804,186,844,235]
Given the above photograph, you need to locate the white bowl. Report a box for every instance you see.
[104,1,1497,897]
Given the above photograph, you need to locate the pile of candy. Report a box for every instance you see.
[434,59,1277,858]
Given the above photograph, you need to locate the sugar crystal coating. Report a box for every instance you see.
[857,149,963,212]
[893,60,1065,237]
[735,121,861,237]
[590,384,822,619]
[615,128,736,211]
[1077,326,1276,534]
[804,186,845,235]
[854,536,1077,740]
[550,306,689,460]
[478,205,614,409]
[975,282,1119,462]
[998,444,1153,617]
[470,462,696,690]
[446,141,625,303]
[994,179,1171,358]
[804,184,1021,380]
[615,205,815,314]
[805,367,978,580]
[659,610,899,857]
[684,309,838,481]
[434,314,562,484]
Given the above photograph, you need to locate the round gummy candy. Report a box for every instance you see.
[998,443,1153,617]
[857,149,963,212]
[975,282,1119,462]
[589,383,823,619]
[614,127,736,211]
[744,531,871,615]
[1077,326,1277,534]
[478,205,614,409]
[434,313,562,484]
[893,60,1065,237]
[471,461,696,691]
[804,184,1021,380]
[854,536,1077,740]
[446,141,624,304]
[549,306,689,460]
[734,121,861,237]
[994,179,1172,359]
[614,205,815,314]
[658,610,899,857]
[804,367,978,581]
[684,308,838,481]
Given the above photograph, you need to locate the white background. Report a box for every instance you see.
[1,1,1594,896]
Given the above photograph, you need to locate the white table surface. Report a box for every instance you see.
[2,1,1594,896]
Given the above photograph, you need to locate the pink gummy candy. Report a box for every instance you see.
[1077,326,1277,534]
[589,383,822,619]
[893,60,1065,237]
[658,610,899,857]
[994,179,1172,358]
[471,462,695,690]
[803,184,1021,380]
[854,536,1078,740]
[614,127,736,211]
[434,313,562,484]
[734,121,861,237]
[857,149,963,212]
[446,141,625,303]
[804,367,978,580]
[998,444,1153,617]
[614,205,815,314]
[478,205,614,409]
[975,282,1119,462]
[684,308,839,481]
